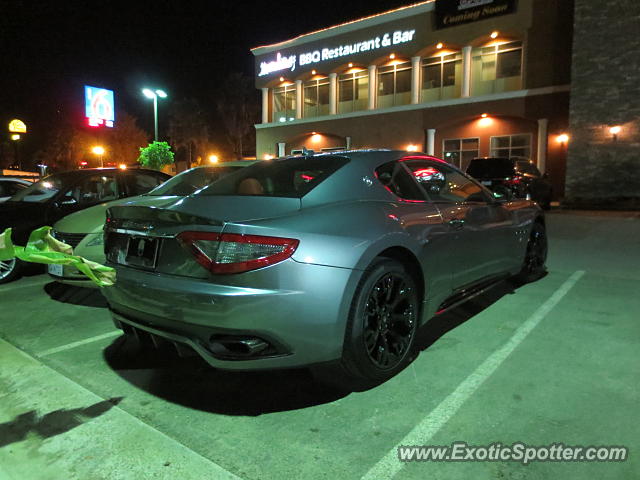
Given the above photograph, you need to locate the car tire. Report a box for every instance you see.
[0,258,22,284]
[315,258,420,390]
[515,221,547,283]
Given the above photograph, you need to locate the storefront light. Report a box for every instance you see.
[490,31,499,39]
[311,134,322,143]
[436,42,443,49]
[608,125,622,141]
[264,154,274,160]
[479,114,492,127]
[556,134,569,144]
[406,144,419,152]
[209,154,219,163]
[389,53,396,59]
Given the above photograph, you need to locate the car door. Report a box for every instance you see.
[49,173,120,224]
[375,159,454,306]
[401,159,515,290]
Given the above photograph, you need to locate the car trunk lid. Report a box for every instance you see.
[105,196,301,278]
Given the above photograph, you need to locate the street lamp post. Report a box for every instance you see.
[92,145,105,167]
[11,134,21,170]
[142,88,168,141]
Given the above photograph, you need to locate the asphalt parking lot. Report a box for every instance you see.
[1,211,638,480]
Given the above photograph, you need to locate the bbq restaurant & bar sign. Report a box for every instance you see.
[435,0,517,29]
[258,29,417,77]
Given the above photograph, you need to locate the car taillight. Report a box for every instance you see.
[177,232,299,274]
[504,177,521,185]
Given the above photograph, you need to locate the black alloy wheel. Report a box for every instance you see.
[362,272,416,370]
[319,257,420,390]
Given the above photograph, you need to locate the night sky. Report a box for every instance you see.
[1,0,414,161]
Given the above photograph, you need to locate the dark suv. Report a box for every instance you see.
[0,167,170,283]
[466,157,552,209]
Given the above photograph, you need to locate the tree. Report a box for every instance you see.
[104,112,150,165]
[215,73,260,159]
[138,141,175,170]
[32,111,150,171]
[168,98,211,167]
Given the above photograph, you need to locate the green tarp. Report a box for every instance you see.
[0,226,115,287]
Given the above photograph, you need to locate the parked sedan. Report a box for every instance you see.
[0,167,170,283]
[466,157,552,209]
[50,161,256,287]
[103,151,547,387]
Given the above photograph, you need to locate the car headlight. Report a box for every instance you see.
[85,235,104,247]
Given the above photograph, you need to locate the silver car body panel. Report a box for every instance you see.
[102,150,541,370]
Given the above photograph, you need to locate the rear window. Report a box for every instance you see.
[466,158,515,178]
[146,166,242,196]
[197,156,349,198]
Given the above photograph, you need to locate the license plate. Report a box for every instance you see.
[125,236,159,269]
[48,263,64,277]
[481,180,492,186]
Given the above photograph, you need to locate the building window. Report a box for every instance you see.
[377,61,411,108]
[442,138,480,170]
[421,53,462,102]
[303,78,330,118]
[490,134,532,158]
[471,41,523,96]
[338,69,368,114]
[273,84,296,122]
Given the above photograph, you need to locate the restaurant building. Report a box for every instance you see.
[252,0,573,199]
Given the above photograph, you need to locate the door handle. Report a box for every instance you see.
[447,219,465,230]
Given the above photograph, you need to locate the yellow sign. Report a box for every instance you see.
[8,119,27,133]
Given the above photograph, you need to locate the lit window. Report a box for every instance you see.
[442,138,480,171]
[338,69,368,114]
[272,84,296,123]
[490,134,532,159]
[303,78,330,118]
[421,53,462,102]
[471,41,523,96]
[377,61,411,108]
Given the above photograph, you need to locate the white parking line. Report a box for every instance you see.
[38,331,122,357]
[361,270,585,480]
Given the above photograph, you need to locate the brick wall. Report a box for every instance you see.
[565,0,640,207]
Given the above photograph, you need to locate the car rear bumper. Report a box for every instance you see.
[102,259,360,370]
[48,264,100,288]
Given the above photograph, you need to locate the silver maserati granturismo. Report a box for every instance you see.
[102,150,547,386]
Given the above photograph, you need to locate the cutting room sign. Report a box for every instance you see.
[435,0,517,28]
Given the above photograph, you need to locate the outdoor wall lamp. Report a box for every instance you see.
[609,126,621,141]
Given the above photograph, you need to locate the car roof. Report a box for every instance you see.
[471,156,512,161]
[278,149,445,167]
[42,167,166,180]
[0,177,31,183]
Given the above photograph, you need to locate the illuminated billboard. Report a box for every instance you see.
[85,85,115,127]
